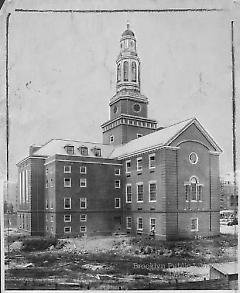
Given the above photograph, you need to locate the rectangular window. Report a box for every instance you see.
[115,168,121,175]
[79,146,88,156]
[50,178,54,187]
[126,160,131,173]
[64,165,71,173]
[50,200,53,209]
[137,183,143,202]
[64,198,71,209]
[115,180,120,189]
[93,147,101,157]
[64,214,71,222]
[45,168,48,175]
[50,227,54,233]
[115,198,121,208]
[126,217,132,229]
[149,182,157,202]
[50,215,54,222]
[150,218,156,231]
[65,145,74,155]
[64,226,71,233]
[45,180,48,188]
[197,185,203,201]
[80,226,87,233]
[80,178,87,187]
[46,200,49,209]
[80,214,87,222]
[80,166,87,174]
[137,217,143,230]
[126,184,132,203]
[191,218,198,231]
[185,184,190,201]
[137,157,143,172]
[149,154,156,169]
[64,178,71,188]
[80,197,87,209]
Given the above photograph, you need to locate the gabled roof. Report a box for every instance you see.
[34,139,115,159]
[110,117,222,159]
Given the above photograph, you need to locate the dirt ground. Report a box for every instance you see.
[4,228,238,290]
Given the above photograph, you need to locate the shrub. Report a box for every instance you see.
[22,238,57,252]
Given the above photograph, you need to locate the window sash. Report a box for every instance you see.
[137,158,143,171]
[126,217,132,229]
[126,185,132,203]
[64,214,71,222]
[80,166,87,174]
[137,218,143,230]
[191,218,198,231]
[137,184,143,202]
[64,226,71,233]
[115,180,120,188]
[80,214,87,222]
[80,226,87,232]
[64,198,71,209]
[126,160,131,173]
[149,155,155,169]
[150,218,156,230]
[149,183,156,201]
[115,198,121,208]
[64,166,71,173]
[64,178,71,187]
[80,178,87,187]
[80,198,87,209]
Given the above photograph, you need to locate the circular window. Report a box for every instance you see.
[133,103,141,113]
[189,152,198,164]
[113,106,118,114]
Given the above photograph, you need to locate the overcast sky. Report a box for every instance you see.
[0,0,239,181]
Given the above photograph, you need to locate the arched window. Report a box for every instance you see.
[117,63,121,82]
[185,176,203,202]
[123,61,129,81]
[131,62,137,82]
[190,177,198,201]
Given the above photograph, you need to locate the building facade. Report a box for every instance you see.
[17,25,222,240]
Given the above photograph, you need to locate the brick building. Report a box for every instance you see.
[17,25,222,240]
[220,173,238,211]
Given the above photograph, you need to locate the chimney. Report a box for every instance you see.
[29,145,41,155]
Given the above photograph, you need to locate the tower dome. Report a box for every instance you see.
[122,24,135,37]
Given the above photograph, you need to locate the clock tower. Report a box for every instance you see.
[101,24,158,145]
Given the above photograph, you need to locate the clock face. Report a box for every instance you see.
[189,152,198,164]
[133,103,141,113]
[113,106,118,113]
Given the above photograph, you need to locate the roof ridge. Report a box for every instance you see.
[164,117,195,128]
[46,138,113,146]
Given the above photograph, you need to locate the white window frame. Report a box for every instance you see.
[184,183,190,202]
[115,198,121,208]
[110,135,114,143]
[64,165,71,173]
[80,226,87,233]
[189,152,198,165]
[149,153,156,169]
[50,215,54,222]
[149,181,157,202]
[137,157,143,172]
[46,199,49,209]
[115,180,121,189]
[80,178,87,187]
[64,214,72,223]
[126,217,132,229]
[137,182,144,203]
[80,214,87,222]
[80,197,87,209]
[64,178,71,188]
[45,180,48,188]
[50,200,54,209]
[115,168,121,176]
[64,197,71,210]
[197,184,203,202]
[80,166,87,174]
[191,218,198,231]
[137,217,143,231]
[150,218,156,231]
[126,160,131,173]
[126,184,132,203]
[64,226,71,233]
